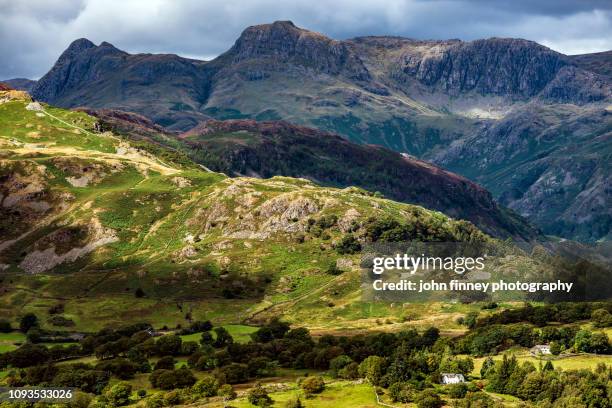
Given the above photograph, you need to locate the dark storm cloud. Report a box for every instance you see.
[0,0,610,80]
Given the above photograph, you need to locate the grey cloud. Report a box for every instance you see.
[0,0,610,80]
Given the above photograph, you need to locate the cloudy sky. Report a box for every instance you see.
[1,0,611,79]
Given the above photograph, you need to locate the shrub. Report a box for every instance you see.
[447,383,468,398]
[414,389,443,408]
[104,382,132,407]
[284,396,304,408]
[325,263,343,276]
[144,392,165,408]
[220,363,249,384]
[218,384,236,401]
[335,234,361,254]
[149,368,196,390]
[389,382,417,403]
[248,383,272,407]
[300,376,325,396]
[192,375,219,398]
[592,308,612,328]
[48,315,75,327]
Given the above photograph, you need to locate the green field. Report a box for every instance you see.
[472,350,612,377]
[180,324,259,344]
[204,380,384,408]
[0,332,26,354]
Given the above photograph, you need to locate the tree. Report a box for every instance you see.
[192,375,219,398]
[517,371,544,401]
[154,356,176,370]
[358,356,386,385]
[213,327,233,348]
[156,335,182,356]
[339,362,359,379]
[480,357,495,378]
[414,389,443,408]
[574,329,593,352]
[149,368,196,390]
[104,382,132,406]
[19,313,38,333]
[200,331,214,346]
[589,332,611,354]
[300,376,325,396]
[464,312,479,329]
[549,341,561,356]
[0,320,11,333]
[248,383,272,407]
[329,355,353,378]
[591,308,612,328]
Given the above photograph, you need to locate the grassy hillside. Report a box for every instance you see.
[0,90,563,334]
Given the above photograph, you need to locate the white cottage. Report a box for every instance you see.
[530,344,551,356]
[441,373,465,384]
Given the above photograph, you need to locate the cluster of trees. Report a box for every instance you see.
[483,355,612,407]
[458,322,611,356]
[475,302,612,328]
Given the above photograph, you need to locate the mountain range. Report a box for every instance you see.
[4,21,611,241]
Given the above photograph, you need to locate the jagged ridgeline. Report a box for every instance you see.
[0,89,571,329]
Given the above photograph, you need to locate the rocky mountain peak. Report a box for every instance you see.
[32,39,127,102]
[64,38,96,53]
[225,20,371,81]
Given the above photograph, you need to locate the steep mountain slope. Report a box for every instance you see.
[1,89,513,329]
[90,111,535,240]
[26,21,612,241]
[569,50,612,80]
[32,39,212,130]
[434,104,612,241]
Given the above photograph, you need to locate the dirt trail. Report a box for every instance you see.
[10,144,179,175]
[40,107,179,175]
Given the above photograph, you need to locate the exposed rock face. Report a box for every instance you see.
[394,38,566,98]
